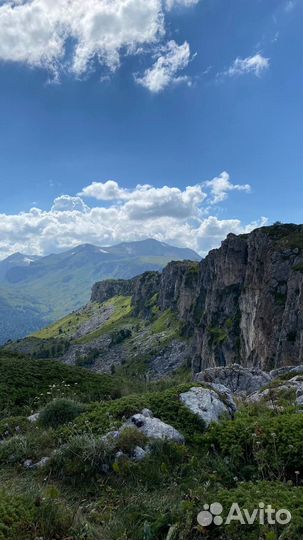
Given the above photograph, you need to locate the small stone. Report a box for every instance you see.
[133,446,147,461]
[28,413,40,423]
[35,457,50,468]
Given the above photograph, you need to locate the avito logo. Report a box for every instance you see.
[197,502,292,527]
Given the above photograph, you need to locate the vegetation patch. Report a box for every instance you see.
[76,295,133,344]
[39,399,85,429]
[32,303,100,340]
[0,355,121,417]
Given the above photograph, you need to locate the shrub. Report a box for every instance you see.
[208,481,303,540]
[0,435,30,465]
[39,399,85,429]
[204,408,303,480]
[71,385,206,444]
[0,487,97,540]
[0,490,34,540]
[0,355,122,417]
[50,434,112,481]
[117,427,147,453]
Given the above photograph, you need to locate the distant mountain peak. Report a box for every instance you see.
[0,237,200,344]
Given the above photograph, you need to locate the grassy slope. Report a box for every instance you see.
[0,354,303,539]
[5,296,184,383]
[76,296,133,344]
[0,354,122,417]
[33,302,101,340]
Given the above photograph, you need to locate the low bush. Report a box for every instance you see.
[209,481,303,540]
[204,408,303,480]
[117,427,147,453]
[39,398,85,429]
[0,490,34,540]
[0,487,98,540]
[0,435,30,465]
[0,355,122,417]
[50,434,112,482]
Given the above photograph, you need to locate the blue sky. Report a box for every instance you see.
[0,0,302,258]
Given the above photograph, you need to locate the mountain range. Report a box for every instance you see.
[0,239,200,344]
[6,223,303,376]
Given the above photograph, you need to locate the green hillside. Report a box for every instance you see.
[0,239,200,344]
[0,352,303,539]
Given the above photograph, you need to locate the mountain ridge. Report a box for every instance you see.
[6,223,303,375]
[0,238,200,344]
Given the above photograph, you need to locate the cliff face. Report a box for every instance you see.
[91,224,303,372]
[188,226,303,371]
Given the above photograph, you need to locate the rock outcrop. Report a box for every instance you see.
[91,224,303,372]
[194,364,271,395]
[180,386,236,426]
[124,411,185,443]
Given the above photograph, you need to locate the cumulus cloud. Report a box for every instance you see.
[204,171,251,204]
[51,195,90,212]
[224,53,270,77]
[0,0,199,84]
[79,180,129,201]
[0,173,266,259]
[135,40,191,92]
[79,180,206,218]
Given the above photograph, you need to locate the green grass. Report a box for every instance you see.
[1,352,303,539]
[260,223,303,250]
[0,354,122,417]
[76,295,133,344]
[150,309,181,336]
[68,384,206,443]
[32,303,100,340]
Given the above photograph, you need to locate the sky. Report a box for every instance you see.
[0,0,302,258]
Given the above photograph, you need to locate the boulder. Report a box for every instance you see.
[194,364,271,395]
[206,382,237,415]
[270,366,303,379]
[124,413,184,443]
[180,386,235,427]
[247,376,303,407]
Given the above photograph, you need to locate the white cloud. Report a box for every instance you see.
[225,53,270,77]
[79,180,206,218]
[0,173,265,259]
[204,171,251,204]
[165,0,199,10]
[0,0,198,83]
[79,180,129,201]
[135,40,191,92]
[51,195,90,212]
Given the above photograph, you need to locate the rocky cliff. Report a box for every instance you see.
[92,224,303,372]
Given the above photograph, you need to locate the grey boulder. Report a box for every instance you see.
[180,386,236,427]
[124,413,184,443]
[194,364,271,396]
